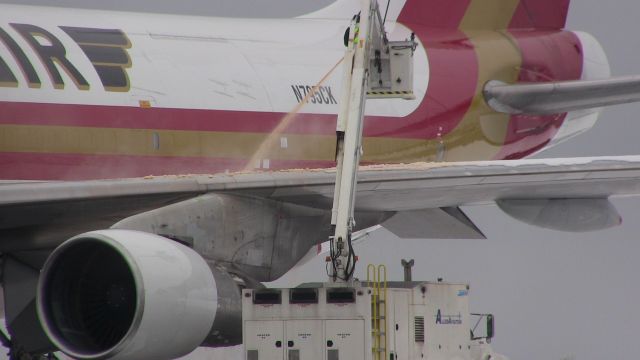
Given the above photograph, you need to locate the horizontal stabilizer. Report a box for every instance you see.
[484,75,640,115]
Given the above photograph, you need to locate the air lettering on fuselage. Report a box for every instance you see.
[291,85,337,105]
[0,24,132,92]
[0,27,40,88]
[61,27,132,92]
[11,23,89,90]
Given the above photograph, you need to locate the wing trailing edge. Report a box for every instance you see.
[383,207,485,239]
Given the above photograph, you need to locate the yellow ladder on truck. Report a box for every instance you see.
[367,264,387,360]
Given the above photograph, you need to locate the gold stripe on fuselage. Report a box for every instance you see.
[0,124,447,164]
[441,0,522,161]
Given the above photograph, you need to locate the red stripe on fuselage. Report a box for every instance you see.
[0,98,468,140]
[0,101,337,135]
[387,26,478,138]
[389,0,481,139]
[0,152,335,181]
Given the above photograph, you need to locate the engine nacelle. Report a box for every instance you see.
[36,230,220,359]
[497,198,622,232]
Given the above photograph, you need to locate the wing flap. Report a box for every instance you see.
[383,207,485,239]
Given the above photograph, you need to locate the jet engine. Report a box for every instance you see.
[497,198,622,232]
[36,229,241,360]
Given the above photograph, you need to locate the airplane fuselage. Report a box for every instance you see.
[0,5,609,180]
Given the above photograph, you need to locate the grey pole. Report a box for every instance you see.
[401,259,414,282]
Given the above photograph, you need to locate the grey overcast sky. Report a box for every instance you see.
[1,1,639,360]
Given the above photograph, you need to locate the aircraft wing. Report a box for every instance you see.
[2,155,640,252]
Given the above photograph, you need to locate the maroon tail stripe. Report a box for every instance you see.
[509,0,571,30]
[397,0,472,27]
[494,30,583,159]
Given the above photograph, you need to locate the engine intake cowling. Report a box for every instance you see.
[36,230,219,359]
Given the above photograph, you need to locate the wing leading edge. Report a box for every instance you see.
[4,156,640,207]
[2,155,640,249]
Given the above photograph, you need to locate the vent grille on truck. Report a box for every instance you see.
[415,316,425,342]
